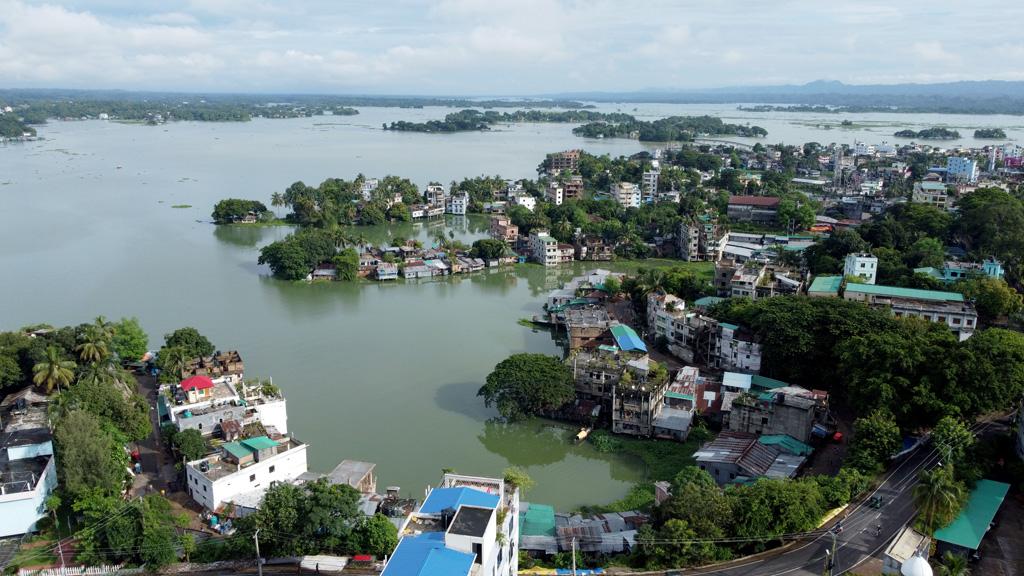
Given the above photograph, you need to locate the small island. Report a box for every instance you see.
[382,109,635,133]
[572,115,767,141]
[0,113,36,139]
[893,127,960,140]
[211,198,275,224]
[974,128,1007,139]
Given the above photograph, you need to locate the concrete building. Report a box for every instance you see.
[547,149,581,173]
[844,252,878,285]
[946,156,978,183]
[185,435,309,512]
[384,473,519,576]
[912,180,950,210]
[646,292,686,342]
[678,216,726,262]
[545,182,564,206]
[425,184,447,207]
[489,216,518,244]
[0,389,58,537]
[808,275,842,298]
[843,283,978,340]
[641,165,660,204]
[669,314,763,373]
[609,182,641,209]
[694,431,802,485]
[360,178,380,201]
[529,230,560,266]
[510,194,536,212]
[914,257,1005,283]
[562,176,584,201]
[727,388,819,443]
[446,192,469,215]
[883,526,930,575]
[727,196,780,224]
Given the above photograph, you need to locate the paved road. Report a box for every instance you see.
[680,422,993,576]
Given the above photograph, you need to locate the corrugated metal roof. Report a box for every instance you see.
[241,436,279,451]
[223,441,254,460]
[722,372,752,390]
[520,503,556,537]
[808,275,843,294]
[610,325,647,353]
[750,374,789,391]
[381,532,474,576]
[758,434,814,456]
[844,283,964,302]
[419,487,499,514]
[933,479,1010,550]
[694,296,725,308]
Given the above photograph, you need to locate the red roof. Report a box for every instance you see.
[180,375,214,392]
[728,195,780,207]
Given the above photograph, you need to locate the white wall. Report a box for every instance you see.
[253,399,289,434]
[6,440,53,461]
[187,444,308,511]
[0,457,57,537]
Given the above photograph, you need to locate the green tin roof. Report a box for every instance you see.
[694,296,724,308]
[223,441,254,460]
[519,503,556,537]
[665,391,695,401]
[719,322,739,331]
[751,374,789,391]
[241,436,279,451]
[844,283,964,302]
[933,479,1010,550]
[758,434,814,456]
[914,267,942,278]
[808,275,843,294]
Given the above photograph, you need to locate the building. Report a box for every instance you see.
[914,257,1005,283]
[489,216,518,244]
[510,194,536,212]
[529,230,560,266]
[912,180,950,210]
[727,196,780,224]
[726,387,820,443]
[678,216,725,262]
[425,184,447,207]
[183,350,245,385]
[669,314,764,373]
[641,166,660,204]
[185,435,309,512]
[933,479,1010,558]
[843,283,978,340]
[844,252,878,285]
[547,149,580,173]
[562,176,584,201]
[646,292,686,342]
[610,182,641,209]
[360,178,380,201]
[383,473,519,576]
[376,262,399,281]
[0,389,58,537]
[946,156,978,183]
[326,460,377,494]
[447,192,469,215]
[883,526,930,575]
[808,275,842,297]
[694,431,804,485]
[545,182,564,206]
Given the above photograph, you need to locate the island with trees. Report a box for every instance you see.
[893,127,961,139]
[973,128,1007,139]
[572,115,768,141]
[211,198,275,224]
[382,109,636,132]
[0,113,35,138]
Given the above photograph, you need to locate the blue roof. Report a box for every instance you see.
[420,487,499,514]
[610,324,647,353]
[382,532,474,576]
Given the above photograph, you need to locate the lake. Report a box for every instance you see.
[0,103,1017,508]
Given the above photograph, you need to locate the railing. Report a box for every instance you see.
[18,565,144,576]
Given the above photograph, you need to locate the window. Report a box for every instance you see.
[202,485,207,492]
[952,317,961,325]
[269,465,275,473]
[249,474,256,482]
[198,423,203,430]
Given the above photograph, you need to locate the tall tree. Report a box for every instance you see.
[54,410,126,496]
[914,467,967,534]
[478,354,575,421]
[32,345,76,394]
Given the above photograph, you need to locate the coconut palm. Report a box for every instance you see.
[160,346,189,381]
[75,329,110,364]
[271,192,285,207]
[33,346,76,395]
[936,551,970,576]
[914,467,967,533]
[77,361,115,387]
[91,316,115,341]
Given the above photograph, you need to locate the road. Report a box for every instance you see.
[679,423,992,576]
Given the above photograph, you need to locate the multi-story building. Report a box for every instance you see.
[915,257,1004,283]
[669,314,763,373]
[447,191,469,215]
[947,156,978,183]
[727,387,820,443]
[510,194,536,212]
[384,473,519,576]
[912,179,950,210]
[611,182,641,209]
[489,216,518,244]
[185,435,309,512]
[641,164,660,204]
[843,283,978,340]
[529,230,560,266]
[360,178,380,202]
[678,216,726,262]
[0,388,58,537]
[727,195,780,224]
[844,252,878,285]
[647,292,687,342]
[425,184,447,207]
[562,175,584,201]
[547,149,581,173]
[545,182,564,206]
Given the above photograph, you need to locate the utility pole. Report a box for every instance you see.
[822,529,838,576]
[254,528,263,576]
[571,536,577,576]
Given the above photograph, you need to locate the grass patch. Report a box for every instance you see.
[517,318,547,329]
[589,429,700,481]
[171,204,192,208]
[578,482,655,514]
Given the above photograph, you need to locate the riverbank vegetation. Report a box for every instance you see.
[974,127,1007,138]
[573,115,767,141]
[893,127,961,139]
[0,113,35,137]
[478,353,575,421]
[211,198,273,224]
[382,109,636,132]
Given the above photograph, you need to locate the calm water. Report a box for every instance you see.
[0,103,1018,507]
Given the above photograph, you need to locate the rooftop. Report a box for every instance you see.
[728,195,781,207]
[0,455,50,495]
[809,275,843,294]
[844,283,964,302]
[933,479,1010,551]
[610,324,647,353]
[448,505,493,538]
[694,431,780,477]
[520,503,556,537]
[327,460,375,488]
[420,487,499,514]
[382,532,474,576]
[190,436,301,482]
[886,525,929,565]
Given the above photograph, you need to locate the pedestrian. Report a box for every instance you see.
[876,523,882,536]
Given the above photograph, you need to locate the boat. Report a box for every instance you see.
[574,427,592,444]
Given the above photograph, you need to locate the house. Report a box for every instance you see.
[933,479,1010,558]
[240,211,258,224]
[726,387,820,443]
[912,180,950,210]
[641,167,660,204]
[694,431,804,485]
[376,262,399,281]
[167,379,289,438]
[545,182,564,206]
[727,195,780,224]
[529,230,560,266]
[185,435,309,513]
[360,178,380,201]
[309,262,338,281]
[555,511,646,555]
[678,216,726,262]
[562,175,584,201]
[883,526,930,575]
[946,156,978,183]
[647,291,686,342]
[556,243,575,264]
[410,205,427,219]
[425,184,447,207]
[518,503,558,557]
[0,389,58,537]
[610,182,641,209]
[914,257,1004,283]
[668,314,763,373]
[844,252,878,284]
[402,260,431,279]
[446,192,469,215]
[383,473,519,576]
[489,216,518,244]
[563,307,615,350]
[808,275,842,298]
[180,375,217,404]
[547,149,580,173]
[326,460,377,494]
[510,194,537,211]
[842,283,978,340]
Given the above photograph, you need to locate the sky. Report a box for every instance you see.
[2,0,1023,95]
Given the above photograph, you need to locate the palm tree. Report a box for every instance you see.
[914,467,967,533]
[77,361,114,387]
[936,551,970,576]
[33,346,76,395]
[75,330,110,364]
[92,316,115,342]
[160,346,189,381]
[271,192,285,208]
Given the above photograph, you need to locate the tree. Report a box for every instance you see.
[241,479,363,557]
[469,238,508,260]
[157,346,189,383]
[360,203,386,225]
[914,466,967,534]
[602,276,621,296]
[935,550,971,576]
[954,187,1024,276]
[164,327,215,358]
[904,237,946,269]
[0,353,23,389]
[958,277,1023,323]
[478,354,575,421]
[847,410,902,473]
[728,478,826,543]
[333,248,360,281]
[61,374,152,441]
[931,416,975,468]
[353,514,398,557]
[111,317,148,361]
[75,327,110,364]
[181,533,196,563]
[54,410,126,496]
[173,428,208,462]
[212,198,269,224]
[503,466,535,494]
[32,345,76,394]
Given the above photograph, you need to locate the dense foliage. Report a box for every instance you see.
[211,198,271,224]
[383,109,635,132]
[973,128,1006,139]
[573,115,767,141]
[893,127,961,139]
[258,228,340,280]
[478,353,575,421]
[0,113,35,137]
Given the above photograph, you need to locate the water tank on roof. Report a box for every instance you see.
[901,554,933,576]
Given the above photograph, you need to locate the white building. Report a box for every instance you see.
[642,163,660,204]
[425,184,447,207]
[510,194,537,212]
[447,192,469,215]
[0,389,58,537]
[647,292,686,342]
[611,182,641,209]
[529,230,560,266]
[883,525,930,575]
[383,473,519,576]
[912,180,951,210]
[947,156,978,183]
[854,141,876,156]
[360,178,380,202]
[185,435,308,512]
[844,252,878,285]
[545,182,564,206]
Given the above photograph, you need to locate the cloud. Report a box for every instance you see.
[911,41,961,64]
